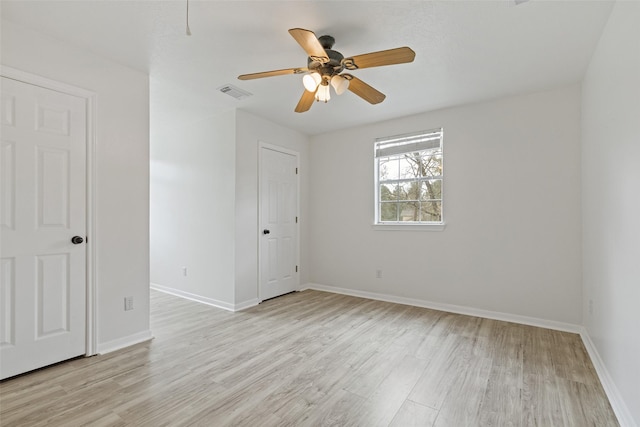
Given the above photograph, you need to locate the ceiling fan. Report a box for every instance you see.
[237,28,416,113]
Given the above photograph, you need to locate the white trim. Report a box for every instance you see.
[151,283,259,311]
[259,141,300,158]
[1,65,98,357]
[234,298,260,311]
[300,282,582,333]
[151,283,237,312]
[372,223,446,231]
[257,142,300,303]
[579,330,638,427]
[85,94,98,356]
[96,330,153,355]
[1,65,95,98]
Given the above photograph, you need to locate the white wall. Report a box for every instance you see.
[1,21,150,348]
[309,86,582,324]
[150,110,236,306]
[235,110,310,305]
[582,1,640,425]
[150,109,309,308]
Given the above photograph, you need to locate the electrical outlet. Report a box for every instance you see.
[376,269,383,279]
[588,299,593,315]
[124,296,134,311]
[182,267,188,276]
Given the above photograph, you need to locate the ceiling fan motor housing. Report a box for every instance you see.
[304,34,344,76]
[308,48,345,76]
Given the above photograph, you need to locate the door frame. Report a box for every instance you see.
[257,141,300,302]
[1,65,98,356]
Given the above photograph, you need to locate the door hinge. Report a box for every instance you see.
[296,216,298,223]
[295,265,298,273]
[295,167,298,174]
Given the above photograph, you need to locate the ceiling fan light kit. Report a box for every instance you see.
[331,75,349,95]
[303,73,322,92]
[316,82,331,103]
[238,28,415,113]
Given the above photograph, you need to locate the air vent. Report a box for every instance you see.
[218,84,252,100]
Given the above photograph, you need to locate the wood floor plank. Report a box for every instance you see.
[407,332,470,410]
[299,388,366,427]
[432,354,493,427]
[390,400,438,427]
[521,373,567,426]
[343,344,409,399]
[556,377,620,426]
[355,355,429,427]
[477,363,523,426]
[0,289,619,427]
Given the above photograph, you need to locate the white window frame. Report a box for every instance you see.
[373,128,445,231]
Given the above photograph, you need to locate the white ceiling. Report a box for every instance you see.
[1,1,614,136]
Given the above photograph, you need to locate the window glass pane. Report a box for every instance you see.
[419,179,442,201]
[399,154,422,179]
[380,202,398,221]
[379,157,399,180]
[399,201,420,221]
[420,201,442,222]
[398,181,419,201]
[380,184,397,201]
[423,153,443,178]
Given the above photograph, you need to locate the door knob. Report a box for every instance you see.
[71,236,84,244]
[263,229,270,235]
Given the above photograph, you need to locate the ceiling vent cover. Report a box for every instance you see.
[218,84,252,100]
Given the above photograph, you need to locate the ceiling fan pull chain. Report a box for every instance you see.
[186,0,192,36]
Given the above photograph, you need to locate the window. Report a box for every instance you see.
[374,129,443,225]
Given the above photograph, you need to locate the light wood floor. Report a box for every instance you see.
[1,289,618,426]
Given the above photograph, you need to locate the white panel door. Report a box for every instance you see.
[0,76,87,379]
[259,146,298,301]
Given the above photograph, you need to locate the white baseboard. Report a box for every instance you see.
[150,283,259,312]
[97,330,153,355]
[301,282,636,427]
[301,283,582,333]
[579,329,638,427]
[234,298,260,311]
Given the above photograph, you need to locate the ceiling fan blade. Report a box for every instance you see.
[295,89,317,113]
[288,28,329,63]
[238,67,307,80]
[344,74,386,104]
[343,47,415,70]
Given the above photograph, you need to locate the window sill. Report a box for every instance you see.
[372,223,446,231]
